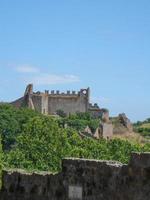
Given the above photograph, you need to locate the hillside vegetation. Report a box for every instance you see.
[0,135,2,188]
[134,118,150,140]
[0,104,150,173]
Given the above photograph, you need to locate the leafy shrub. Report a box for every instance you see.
[0,135,2,188]
[0,104,41,149]
[56,109,67,118]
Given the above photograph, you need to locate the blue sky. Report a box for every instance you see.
[0,0,150,122]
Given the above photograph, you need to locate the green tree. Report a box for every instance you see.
[56,109,67,118]
[4,116,71,172]
[0,135,2,188]
[0,104,41,149]
[58,112,99,132]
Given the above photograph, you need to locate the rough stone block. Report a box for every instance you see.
[129,152,150,168]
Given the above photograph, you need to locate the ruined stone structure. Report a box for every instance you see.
[79,109,113,140]
[100,108,110,123]
[94,109,113,139]
[113,113,133,135]
[1,152,150,200]
[11,84,102,116]
[94,123,113,139]
[118,113,133,133]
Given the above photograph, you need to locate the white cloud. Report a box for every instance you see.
[26,73,80,85]
[15,64,80,85]
[16,65,39,73]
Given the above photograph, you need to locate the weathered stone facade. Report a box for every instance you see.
[113,113,133,135]
[11,84,102,116]
[94,109,113,139]
[94,123,113,139]
[1,152,150,200]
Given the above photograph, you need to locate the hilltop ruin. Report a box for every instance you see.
[11,84,102,117]
[10,84,133,139]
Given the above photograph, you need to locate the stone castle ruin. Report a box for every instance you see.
[1,152,150,200]
[10,84,133,139]
[11,84,102,117]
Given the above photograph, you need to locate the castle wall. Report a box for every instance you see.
[42,95,49,114]
[10,85,103,116]
[48,94,88,115]
[32,95,42,113]
[30,89,89,115]
[11,97,25,108]
[1,152,150,200]
[30,93,88,115]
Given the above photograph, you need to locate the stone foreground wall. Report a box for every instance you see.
[1,153,150,200]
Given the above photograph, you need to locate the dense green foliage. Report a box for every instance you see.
[134,119,150,139]
[0,135,2,188]
[0,104,41,149]
[0,135,2,168]
[58,112,100,132]
[0,104,150,173]
[4,117,150,172]
[56,109,67,118]
[4,116,70,171]
[136,127,150,137]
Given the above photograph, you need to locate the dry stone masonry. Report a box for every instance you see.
[1,152,150,200]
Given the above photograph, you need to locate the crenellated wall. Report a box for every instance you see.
[1,152,150,200]
[11,84,93,116]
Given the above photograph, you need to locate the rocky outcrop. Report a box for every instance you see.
[112,113,133,135]
[118,113,133,132]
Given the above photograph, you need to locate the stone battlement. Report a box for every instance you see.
[1,152,150,200]
[89,103,100,109]
[11,84,96,116]
[33,89,88,96]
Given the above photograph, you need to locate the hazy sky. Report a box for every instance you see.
[0,0,150,122]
